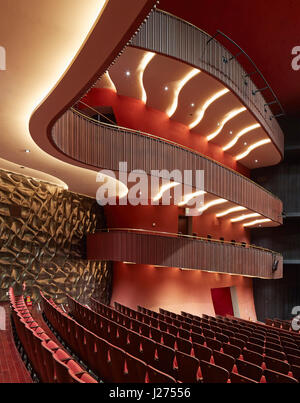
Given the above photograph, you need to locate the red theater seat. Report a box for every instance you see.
[230,372,258,383]
[200,360,229,383]
[213,350,235,372]
[146,365,176,383]
[264,368,298,383]
[235,359,263,382]
[175,351,200,383]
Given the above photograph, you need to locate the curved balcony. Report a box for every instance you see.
[52,109,283,224]
[87,229,283,279]
[131,9,284,157]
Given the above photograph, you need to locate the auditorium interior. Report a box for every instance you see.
[0,0,300,385]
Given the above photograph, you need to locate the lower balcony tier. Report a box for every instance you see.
[87,229,283,279]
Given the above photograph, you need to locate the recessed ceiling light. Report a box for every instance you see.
[229,131,233,134]
[125,71,130,76]
[25,149,30,153]
[20,166,25,169]
[164,86,169,91]
[255,159,258,163]
[217,122,220,126]
[191,103,195,107]
[244,142,247,146]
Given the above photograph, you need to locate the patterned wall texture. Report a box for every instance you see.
[0,169,112,304]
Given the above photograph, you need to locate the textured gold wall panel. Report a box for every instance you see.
[0,169,112,304]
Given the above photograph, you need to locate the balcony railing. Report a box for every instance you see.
[131,9,284,157]
[52,108,283,224]
[87,228,283,279]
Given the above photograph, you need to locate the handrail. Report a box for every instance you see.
[76,100,117,126]
[210,30,285,119]
[96,227,282,256]
[70,107,281,203]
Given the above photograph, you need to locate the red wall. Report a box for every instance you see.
[104,205,251,244]
[111,262,257,321]
[81,88,250,177]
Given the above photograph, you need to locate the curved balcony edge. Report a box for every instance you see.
[51,109,283,224]
[86,229,283,279]
[130,9,284,158]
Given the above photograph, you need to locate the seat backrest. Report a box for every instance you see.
[176,337,193,355]
[178,328,190,340]
[175,351,200,383]
[291,364,300,382]
[155,343,176,376]
[287,354,300,366]
[213,350,235,372]
[264,368,298,383]
[124,353,147,383]
[285,347,300,358]
[222,343,241,359]
[140,335,156,366]
[146,365,176,383]
[242,349,264,366]
[161,331,176,349]
[200,360,229,383]
[235,359,263,382]
[264,355,290,375]
[206,337,222,352]
[230,372,258,383]
[245,342,264,355]
[191,332,205,345]
[265,347,286,361]
[265,341,284,352]
[193,342,212,362]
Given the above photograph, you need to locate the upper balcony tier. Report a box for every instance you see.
[52,108,282,227]
[83,9,284,171]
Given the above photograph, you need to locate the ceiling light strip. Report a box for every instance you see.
[207,107,246,141]
[231,213,261,222]
[139,52,156,103]
[189,88,230,130]
[167,68,200,118]
[235,139,271,160]
[243,219,271,227]
[216,206,247,218]
[223,123,261,151]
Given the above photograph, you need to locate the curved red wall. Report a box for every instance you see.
[81,88,250,177]
[111,262,257,321]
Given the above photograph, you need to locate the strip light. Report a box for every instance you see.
[105,72,117,92]
[231,213,261,222]
[207,107,246,141]
[235,139,271,161]
[216,206,247,218]
[166,68,200,118]
[153,182,180,202]
[139,52,156,103]
[243,219,271,227]
[223,123,261,151]
[189,89,230,129]
[198,198,227,213]
[178,190,206,206]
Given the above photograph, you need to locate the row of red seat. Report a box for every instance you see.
[114,300,300,361]
[137,303,300,355]
[9,288,97,383]
[42,292,178,382]
[102,299,300,382]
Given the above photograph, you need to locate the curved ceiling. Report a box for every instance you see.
[159,0,300,121]
[94,46,281,169]
[0,0,156,197]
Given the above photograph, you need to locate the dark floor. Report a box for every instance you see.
[0,302,32,383]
